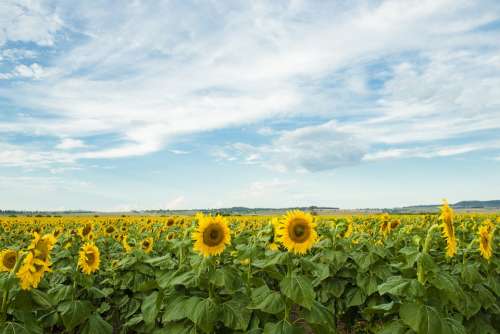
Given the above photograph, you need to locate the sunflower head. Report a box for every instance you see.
[78,242,100,275]
[439,199,457,257]
[478,224,494,261]
[167,218,175,227]
[0,249,18,272]
[17,251,45,290]
[141,237,154,254]
[276,210,317,255]
[192,215,231,257]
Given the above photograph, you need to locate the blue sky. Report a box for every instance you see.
[1,0,500,211]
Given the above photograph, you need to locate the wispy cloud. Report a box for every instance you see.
[0,0,499,173]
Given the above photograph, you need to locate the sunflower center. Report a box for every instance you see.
[3,253,16,269]
[143,241,150,248]
[289,219,311,243]
[86,252,95,265]
[83,225,91,235]
[203,224,224,247]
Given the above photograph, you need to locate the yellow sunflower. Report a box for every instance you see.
[276,210,317,254]
[440,199,457,257]
[78,222,93,239]
[17,251,46,290]
[122,235,132,253]
[192,214,231,257]
[478,224,494,261]
[78,243,100,275]
[141,237,154,254]
[0,249,18,272]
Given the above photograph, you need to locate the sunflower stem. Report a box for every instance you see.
[0,253,25,322]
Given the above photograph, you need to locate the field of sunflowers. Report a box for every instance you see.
[0,202,498,334]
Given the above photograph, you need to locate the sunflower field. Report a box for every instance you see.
[0,204,498,334]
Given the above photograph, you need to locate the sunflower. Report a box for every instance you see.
[122,235,132,253]
[141,237,154,254]
[78,243,100,275]
[167,217,175,227]
[440,200,457,257]
[344,219,354,238]
[276,210,317,254]
[192,214,231,257]
[78,223,93,239]
[27,232,56,271]
[17,251,46,290]
[104,225,116,237]
[0,249,18,272]
[167,232,176,241]
[478,223,494,261]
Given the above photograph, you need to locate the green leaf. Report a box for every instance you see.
[57,300,92,331]
[192,298,220,333]
[222,298,252,331]
[263,320,304,334]
[253,252,288,268]
[0,322,31,334]
[30,289,53,308]
[344,287,366,308]
[210,267,241,291]
[280,274,315,309]
[400,303,449,334]
[157,270,194,289]
[81,314,113,334]
[48,284,74,304]
[163,296,202,323]
[376,320,407,334]
[378,276,420,297]
[249,286,285,314]
[304,300,335,329]
[356,273,378,296]
[142,290,163,326]
[461,263,483,286]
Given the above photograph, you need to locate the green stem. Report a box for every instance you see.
[1,253,25,322]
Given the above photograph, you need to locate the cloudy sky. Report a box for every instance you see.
[1,0,500,211]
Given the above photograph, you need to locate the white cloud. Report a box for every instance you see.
[0,0,499,170]
[0,0,62,46]
[165,196,186,210]
[218,121,367,172]
[0,63,46,80]
[56,138,87,150]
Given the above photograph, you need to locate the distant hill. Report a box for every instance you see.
[389,200,500,213]
[453,200,500,209]
[1,201,499,216]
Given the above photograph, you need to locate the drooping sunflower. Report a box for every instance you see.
[122,235,132,253]
[141,237,154,254]
[17,251,46,290]
[439,200,457,257]
[276,210,317,254]
[78,243,100,275]
[192,214,231,257]
[0,249,18,272]
[344,219,354,238]
[478,223,494,261]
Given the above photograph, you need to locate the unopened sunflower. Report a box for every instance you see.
[78,243,100,274]
[192,214,231,257]
[276,210,317,254]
